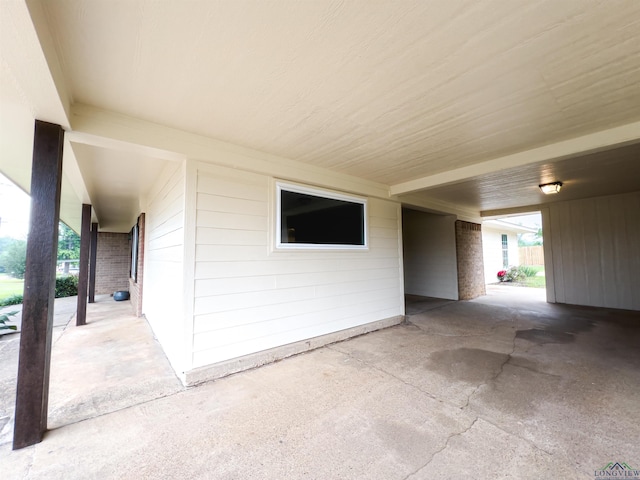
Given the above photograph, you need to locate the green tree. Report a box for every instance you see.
[0,222,80,279]
[517,227,543,247]
[0,237,13,272]
[0,238,27,278]
[57,222,80,260]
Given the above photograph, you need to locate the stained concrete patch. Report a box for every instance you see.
[425,348,509,384]
[532,313,595,334]
[405,295,455,315]
[505,355,561,377]
[515,309,598,344]
[471,363,563,420]
[332,303,523,409]
[516,328,575,344]
[330,326,507,408]
[410,301,515,337]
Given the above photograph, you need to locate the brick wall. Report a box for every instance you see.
[95,232,131,295]
[129,214,145,317]
[455,220,486,300]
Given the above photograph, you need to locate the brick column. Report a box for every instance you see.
[455,220,486,300]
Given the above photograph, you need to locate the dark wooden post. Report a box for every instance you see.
[13,120,64,450]
[88,222,98,303]
[76,204,91,325]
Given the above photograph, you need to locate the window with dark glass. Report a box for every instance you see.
[130,222,139,281]
[277,184,366,248]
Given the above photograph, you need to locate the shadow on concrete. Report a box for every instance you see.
[405,294,455,315]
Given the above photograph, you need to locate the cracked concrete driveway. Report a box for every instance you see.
[1,287,639,479]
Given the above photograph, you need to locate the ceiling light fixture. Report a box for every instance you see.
[539,181,563,194]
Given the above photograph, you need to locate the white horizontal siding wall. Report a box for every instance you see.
[507,232,519,269]
[482,229,503,284]
[142,161,186,372]
[192,163,404,368]
[545,191,640,310]
[402,209,458,299]
[482,228,518,284]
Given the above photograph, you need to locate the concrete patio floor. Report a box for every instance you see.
[1,287,639,479]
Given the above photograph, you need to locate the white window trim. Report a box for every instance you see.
[275,182,368,250]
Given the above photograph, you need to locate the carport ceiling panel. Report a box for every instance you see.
[42,0,640,185]
[409,142,640,212]
[71,142,170,231]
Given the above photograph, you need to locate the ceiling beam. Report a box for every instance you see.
[481,205,546,219]
[1,1,90,232]
[389,121,640,196]
[397,192,482,223]
[1,0,71,127]
[70,104,392,200]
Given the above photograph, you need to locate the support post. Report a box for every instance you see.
[88,222,98,303]
[76,204,91,325]
[13,120,64,450]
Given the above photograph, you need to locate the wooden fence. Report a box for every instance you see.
[519,246,544,266]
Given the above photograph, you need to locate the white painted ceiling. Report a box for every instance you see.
[70,143,170,231]
[2,0,640,231]
[412,142,640,213]
[42,0,640,179]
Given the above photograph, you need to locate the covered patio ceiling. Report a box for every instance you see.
[1,0,639,232]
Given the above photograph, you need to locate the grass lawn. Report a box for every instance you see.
[519,265,545,288]
[0,274,24,300]
[519,276,546,288]
[495,265,546,289]
[525,265,545,275]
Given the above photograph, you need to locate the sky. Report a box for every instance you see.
[499,213,542,228]
[0,173,31,240]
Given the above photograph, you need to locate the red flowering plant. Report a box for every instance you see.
[497,267,526,282]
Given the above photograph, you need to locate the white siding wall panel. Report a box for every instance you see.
[195,256,400,279]
[196,211,268,231]
[191,164,404,368]
[193,290,399,335]
[548,191,640,310]
[507,232,519,268]
[196,193,267,216]
[147,227,184,251]
[193,308,401,367]
[142,161,186,372]
[482,228,518,285]
[196,227,266,246]
[482,229,501,284]
[402,209,458,300]
[193,299,400,352]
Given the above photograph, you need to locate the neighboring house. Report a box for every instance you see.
[482,220,538,284]
[1,2,639,422]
